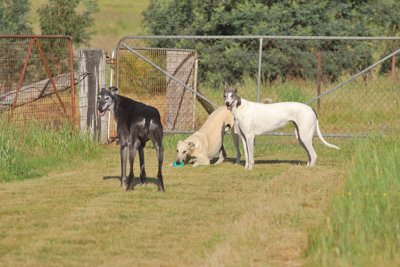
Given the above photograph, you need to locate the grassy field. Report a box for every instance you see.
[0,133,347,265]
[5,1,398,265]
[29,0,149,53]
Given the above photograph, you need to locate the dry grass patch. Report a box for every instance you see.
[0,136,349,266]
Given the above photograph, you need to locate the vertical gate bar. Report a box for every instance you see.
[257,38,263,102]
[317,51,322,109]
[35,38,67,114]
[11,38,35,114]
[68,37,76,126]
[193,56,198,131]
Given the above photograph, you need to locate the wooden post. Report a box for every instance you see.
[78,49,108,143]
[165,51,197,131]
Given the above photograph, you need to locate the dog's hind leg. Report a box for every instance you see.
[150,127,165,192]
[138,144,147,185]
[232,131,241,164]
[240,135,249,168]
[155,143,165,192]
[214,144,227,165]
[295,122,317,166]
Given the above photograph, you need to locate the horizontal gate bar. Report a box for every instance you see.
[121,43,218,109]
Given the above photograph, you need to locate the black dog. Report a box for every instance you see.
[97,86,165,192]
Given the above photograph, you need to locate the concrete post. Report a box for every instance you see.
[78,49,108,143]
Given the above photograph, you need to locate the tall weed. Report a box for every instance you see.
[306,136,400,266]
[0,121,100,182]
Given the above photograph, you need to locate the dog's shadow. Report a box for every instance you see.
[103,176,159,188]
[223,158,305,166]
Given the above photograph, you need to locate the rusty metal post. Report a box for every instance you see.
[35,38,67,114]
[11,38,35,114]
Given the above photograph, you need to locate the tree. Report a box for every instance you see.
[0,0,33,94]
[38,0,99,46]
[142,0,400,83]
[0,0,32,34]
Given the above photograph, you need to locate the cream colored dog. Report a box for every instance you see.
[176,106,241,167]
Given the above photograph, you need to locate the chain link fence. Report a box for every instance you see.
[113,36,400,137]
[0,35,76,127]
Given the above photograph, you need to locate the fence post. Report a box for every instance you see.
[257,38,263,102]
[317,51,322,109]
[78,49,108,143]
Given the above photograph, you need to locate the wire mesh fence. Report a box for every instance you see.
[114,36,400,137]
[0,36,76,127]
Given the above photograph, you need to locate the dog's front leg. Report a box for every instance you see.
[120,143,128,188]
[127,140,140,191]
[240,135,249,168]
[246,134,255,169]
[193,156,210,167]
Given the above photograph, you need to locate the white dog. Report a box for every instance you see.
[175,106,241,167]
[223,84,339,169]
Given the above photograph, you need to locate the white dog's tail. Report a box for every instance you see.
[316,120,340,150]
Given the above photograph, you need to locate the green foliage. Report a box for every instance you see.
[0,0,33,90]
[0,0,33,34]
[307,137,400,266]
[0,121,100,183]
[38,0,99,46]
[142,0,400,84]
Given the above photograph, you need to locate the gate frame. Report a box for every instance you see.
[113,35,400,137]
[0,35,76,124]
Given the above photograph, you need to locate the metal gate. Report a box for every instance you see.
[0,35,76,126]
[111,36,400,137]
[109,39,216,138]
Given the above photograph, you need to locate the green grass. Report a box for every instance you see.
[1,120,400,265]
[306,136,400,266]
[0,120,101,182]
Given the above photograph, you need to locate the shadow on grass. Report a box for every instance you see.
[223,157,305,166]
[102,176,160,189]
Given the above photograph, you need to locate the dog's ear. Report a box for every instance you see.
[109,86,119,95]
[236,96,241,107]
[188,141,196,149]
[224,82,228,91]
[233,82,238,93]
